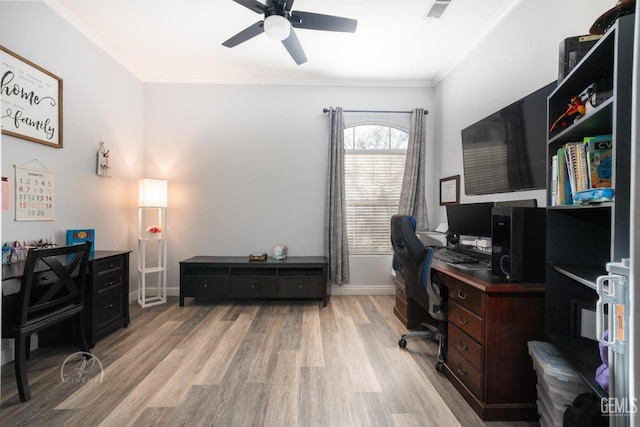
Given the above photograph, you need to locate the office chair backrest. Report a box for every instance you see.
[18,242,92,329]
[391,214,430,312]
[391,215,447,322]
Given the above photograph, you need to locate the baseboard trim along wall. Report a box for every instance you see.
[130,284,395,303]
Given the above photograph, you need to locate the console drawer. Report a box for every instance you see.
[448,323,484,372]
[445,276,484,315]
[230,277,277,298]
[278,277,323,298]
[448,345,484,400]
[449,301,484,343]
[182,276,230,296]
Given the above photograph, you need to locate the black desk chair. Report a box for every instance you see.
[391,214,447,371]
[2,242,92,401]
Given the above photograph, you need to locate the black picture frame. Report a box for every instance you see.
[439,175,460,206]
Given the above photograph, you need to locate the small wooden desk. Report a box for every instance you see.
[432,259,545,421]
[179,256,329,307]
[2,250,131,347]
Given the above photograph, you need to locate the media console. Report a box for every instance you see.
[179,256,329,307]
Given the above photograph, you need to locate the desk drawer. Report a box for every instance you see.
[449,301,484,343]
[182,277,229,296]
[448,346,484,400]
[395,280,407,300]
[448,323,484,372]
[395,294,409,318]
[230,277,277,298]
[94,270,123,291]
[278,277,323,298]
[445,277,484,315]
[95,256,124,274]
[96,289,125,330]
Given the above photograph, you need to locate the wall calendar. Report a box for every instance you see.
[14,164,54,221]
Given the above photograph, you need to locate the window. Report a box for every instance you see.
[344,124,408,254]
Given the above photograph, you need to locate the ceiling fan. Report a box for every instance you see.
[222,0,358,65]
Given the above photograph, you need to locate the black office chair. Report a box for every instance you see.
[391,214,447,371]
[2,241,92,401]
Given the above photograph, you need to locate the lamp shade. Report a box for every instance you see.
[139,178,167,207]
[264,14,291,41]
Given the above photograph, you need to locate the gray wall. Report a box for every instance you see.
[143,84,434,292]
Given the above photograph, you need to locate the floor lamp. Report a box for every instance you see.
[138,178,167,307]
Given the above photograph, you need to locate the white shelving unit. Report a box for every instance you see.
[138,206,167,307]
[137,178,168,307]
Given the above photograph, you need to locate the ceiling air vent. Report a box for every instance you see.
[426,0,452,18]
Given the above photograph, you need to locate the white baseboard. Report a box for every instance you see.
[130,284,395,303]
[330,284,395,296]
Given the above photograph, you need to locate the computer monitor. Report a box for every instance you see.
[445,202,494,238]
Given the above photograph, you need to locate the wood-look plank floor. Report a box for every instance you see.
[1,296,539,427]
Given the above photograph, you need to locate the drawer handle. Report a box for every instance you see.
[456,289,469,300]
[456,339,468,352]
[105,303,114,309]
[456,364,468,376]
[455,313,469,325]
[104,281,114,287]
[40,275,50,281]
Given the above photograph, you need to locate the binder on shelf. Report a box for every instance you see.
[583,134,612,188]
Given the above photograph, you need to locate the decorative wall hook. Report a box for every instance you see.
[96,140,112,177]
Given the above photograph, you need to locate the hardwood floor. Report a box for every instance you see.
[1,296,539,426]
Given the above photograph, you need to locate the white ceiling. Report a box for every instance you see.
[45,0,522,87]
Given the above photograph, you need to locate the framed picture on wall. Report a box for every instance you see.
[439,175,460,206]
[0,46,63,148]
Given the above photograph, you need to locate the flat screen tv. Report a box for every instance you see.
[461,82,555,195]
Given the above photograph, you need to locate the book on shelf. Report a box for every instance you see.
[583,134,612,188]
[556,147,573,205]
[563,142,589,195]
[551,154,558,205]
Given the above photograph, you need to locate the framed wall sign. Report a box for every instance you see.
[439,175,460,206]
[1,46,63,148]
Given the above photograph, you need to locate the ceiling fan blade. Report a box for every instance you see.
[282,29,307,65]
[232,0,267,14]
[222,21,264,47]
[291,11,357,33]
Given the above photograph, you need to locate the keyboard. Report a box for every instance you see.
[433,247,479,264]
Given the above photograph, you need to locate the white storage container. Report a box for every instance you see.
[528,341,593,426]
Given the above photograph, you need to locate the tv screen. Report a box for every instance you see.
[446,202,494,238]
[461,82,555,195]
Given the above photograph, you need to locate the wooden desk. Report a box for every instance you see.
[2,250,131,347]
[180,256,328,307]
[432,259,545,421]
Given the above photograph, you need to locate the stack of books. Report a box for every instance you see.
[551,134,613,205]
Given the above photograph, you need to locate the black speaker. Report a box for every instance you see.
[491,207,546,282]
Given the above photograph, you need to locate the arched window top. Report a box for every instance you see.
[344,124,408,151]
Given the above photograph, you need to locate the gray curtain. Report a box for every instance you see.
[398,108,429,231]
[325,107,349,285]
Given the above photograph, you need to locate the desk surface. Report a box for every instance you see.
[432,258,545,294]
[2,250,130,296]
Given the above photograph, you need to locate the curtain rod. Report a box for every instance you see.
[322,108,428,115]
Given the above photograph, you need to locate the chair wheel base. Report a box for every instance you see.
[435,361,444,372]
[399,339,407,348]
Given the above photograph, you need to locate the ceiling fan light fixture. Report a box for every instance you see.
[264,14,291,41]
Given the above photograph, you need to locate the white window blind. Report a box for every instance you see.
[344,151,406,254]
